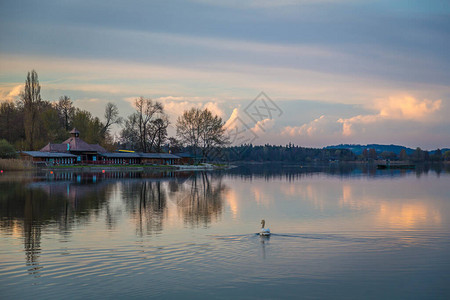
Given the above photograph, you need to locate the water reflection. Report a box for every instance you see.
[0,167,449,299]
[122,180,168,236]
[0,171,230,280]
[0,177,113,277]
[377,202,442,229]
[259,235,270,260]
[173,172,228,227]
[226,162,450,180]
[336,182,443,229]
[0,171,230,234]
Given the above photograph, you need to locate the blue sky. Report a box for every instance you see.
[1,0,449,149]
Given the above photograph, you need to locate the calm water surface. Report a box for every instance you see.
[1,165,449,299]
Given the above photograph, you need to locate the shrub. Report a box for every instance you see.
[0,158,34,170]
[0,139,17,158]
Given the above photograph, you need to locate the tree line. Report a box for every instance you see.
[0,70,229,159]
[208,144,449,163]
[1,70,449,163]
[0,70,121,152]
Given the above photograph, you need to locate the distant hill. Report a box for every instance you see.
[324,144,449,155]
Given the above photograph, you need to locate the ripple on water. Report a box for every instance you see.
[1,229,449,299]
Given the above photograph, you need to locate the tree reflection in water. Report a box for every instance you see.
[0,175,112,277]
[123,172,228,234]
[0,170,230,277]
[123,180,168,236]
[174,172,228,227]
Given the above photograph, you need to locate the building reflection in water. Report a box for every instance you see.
[1,167,445,280]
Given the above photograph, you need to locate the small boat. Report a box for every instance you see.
[377,163,415,169]
[260,219,271,236]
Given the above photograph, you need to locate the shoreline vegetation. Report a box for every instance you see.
[1,71,449,169]
[0,159,34,171]
[1,158,448,172]
[0,159,232,172]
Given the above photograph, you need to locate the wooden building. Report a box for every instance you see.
[173,153,195,165]
[21,128,183,166]
[40,128,107,163]
[20,151,77,165]
[100,152,142,165]
[139,153,181,165]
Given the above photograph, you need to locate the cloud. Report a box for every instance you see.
[282,115,341,137]
[159,99,227,128]
[251,118,275,135]
[375,96,442,120]
[275,95,447,148]
[337,114,379,137]
[338,96,442,137]
[222,107,279,146]
[223,107,254,128]
[203,102,225,118]
[123,97,138,108]
[224,108,240,128]
[0,84,23,102]
[2,53,450,108]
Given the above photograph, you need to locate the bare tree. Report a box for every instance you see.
[56,95,74,131]
[136,97,163,152]
[102,102,123,137]
[199,109,228,157]
[149,115,169,153]
[19,70,42,150]
[176,108,228,160]
[176,108,202,154]
[167,137,182,153]
[119,97,168,152]
[120,113,140,149]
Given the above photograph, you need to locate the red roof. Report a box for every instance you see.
[40,143,67,152]
[40,138,107,153]
[61,137,107,153]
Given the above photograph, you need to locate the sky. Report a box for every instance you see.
[1,0,449,149]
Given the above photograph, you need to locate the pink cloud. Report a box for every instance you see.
[338,96,442,137]
[375,96,441,120]
[0,84,23,102]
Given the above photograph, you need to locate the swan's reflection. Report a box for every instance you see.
[260,235,270,260]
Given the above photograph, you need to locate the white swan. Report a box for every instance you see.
[260,219,271,236]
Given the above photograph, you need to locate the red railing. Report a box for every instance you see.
[79,160,137,165]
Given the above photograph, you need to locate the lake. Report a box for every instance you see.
[1,164,449,299]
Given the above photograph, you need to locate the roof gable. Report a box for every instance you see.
[40,143,68,152]
[61,137,106,153]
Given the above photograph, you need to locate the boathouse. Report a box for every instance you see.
[19,151,77,165]
[139,153,181,165]
[40,128,107,163]
[20,128,182,166]
[100,152,142,165]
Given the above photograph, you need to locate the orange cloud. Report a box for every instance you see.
[0,84,23,102]
[375,96,441,120]
[338,95,442,136]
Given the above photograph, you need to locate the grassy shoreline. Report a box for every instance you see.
[0,159,35,171]
[1,159,447,172]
